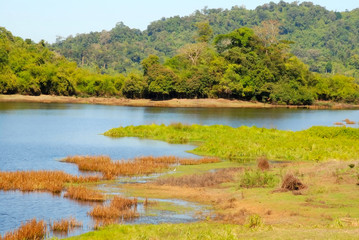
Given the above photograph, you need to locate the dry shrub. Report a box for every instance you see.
[334,122,344,126]
[0,171,99,193]
[63,155,221,179]
[88,196,138,220]
[257,156,270,171]
[281,173,306,191]
[64,186,105,202]
[155,168,241,187]
[50,217,82,233]
[1,219,46,240]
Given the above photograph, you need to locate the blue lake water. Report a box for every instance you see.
[0,102,358,236]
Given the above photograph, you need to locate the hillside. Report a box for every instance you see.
[51,1,359,77]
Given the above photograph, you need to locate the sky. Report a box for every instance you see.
[0,0,357,43]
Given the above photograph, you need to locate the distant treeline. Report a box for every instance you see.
[51,1,359,78]
[0,26,358,105]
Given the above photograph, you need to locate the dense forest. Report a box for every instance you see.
[1,22,358,104]
[0,27,125,96]
[51,1,359,78]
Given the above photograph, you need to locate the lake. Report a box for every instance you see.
[0,102,358,237]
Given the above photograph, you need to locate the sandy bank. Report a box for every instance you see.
[0,94,358,109]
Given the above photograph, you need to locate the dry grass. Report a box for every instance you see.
[0,171,99,193]
[0,219,46,240]
[64,186,105,202]
[257,156,270,171]
[178,157,221,165]
[50,217,82,233]
[155,168,242,187]
[63,155,221,179]
[88,196,139,220]
[334,122,344,125]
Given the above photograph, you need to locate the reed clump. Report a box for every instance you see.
[64,186,105,202]
[343,118,356,124]
[0,218,46,240]
[63,155,221,179]
[156,168,241,187]
[88,196,138,220]
[0,171,100,193]
[50,217,82,233]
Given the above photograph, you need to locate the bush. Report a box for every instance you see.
[239,170,279,188]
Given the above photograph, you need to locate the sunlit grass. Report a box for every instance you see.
[104,124,359,161]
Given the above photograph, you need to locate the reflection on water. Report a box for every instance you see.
[0,102,358,237]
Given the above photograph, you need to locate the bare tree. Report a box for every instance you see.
[254,20,281,47]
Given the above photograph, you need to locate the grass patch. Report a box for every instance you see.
[88,196,138,220]
[64,222,359,240]
[156,168,242,187]
[0,171,99,193]
[64,186,106,202]
[50,217,82,233]
[62,155,220,179]
[104,124,359,161]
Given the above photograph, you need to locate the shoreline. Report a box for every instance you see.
[0,94,358,109]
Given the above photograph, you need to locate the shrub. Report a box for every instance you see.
[239,170,279,188]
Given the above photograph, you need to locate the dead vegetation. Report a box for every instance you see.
[64,186,105,202]
[0,171,99,193]
[62,155,220,179]
[257,156,270,171]
[281,173,307,191]
[88,196,138,220]
[50,217,82,233]
[0,219,47,240]
[155,168,242,187]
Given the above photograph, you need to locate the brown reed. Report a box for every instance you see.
[0,218,47,240]
[343,118,356,124]
[64,186,105,202]
[63,155,221,179]
[88,196,139,220]
[0,170,100,193]
[334,122,344,126]
[50,217,82,233]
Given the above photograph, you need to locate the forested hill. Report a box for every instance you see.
[51,1,359,77]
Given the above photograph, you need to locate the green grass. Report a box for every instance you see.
[104,124,359,162]
[65,222,359,240]
[239,170,279,188]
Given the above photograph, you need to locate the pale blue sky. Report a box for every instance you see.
[0,0,357,43]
